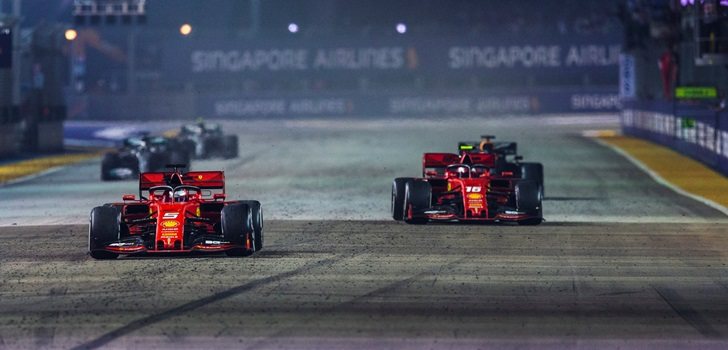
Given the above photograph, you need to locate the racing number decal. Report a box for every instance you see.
[163,212,179,219]
[466,186,482,192]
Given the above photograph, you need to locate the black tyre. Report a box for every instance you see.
[223,135,239,159]
[89,206,121,259]
[100,154,119,181]
[404,179,431,224]
[238,200,263,251]
[392,178,414,221]
[221,203,255,256]
[515,180,543,226]
[520,162,544,196]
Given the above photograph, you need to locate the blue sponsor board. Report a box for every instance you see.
[162,34,620,81]
[197,89,620,118]
[621,100,728,176]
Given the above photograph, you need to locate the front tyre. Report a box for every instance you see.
[238,200,263,251]
[89,206,121,259]
[221,203,255,256]
[392,178,414,221]
[404,179,431,225]
[515,180,543,226]
[520,162,544,197]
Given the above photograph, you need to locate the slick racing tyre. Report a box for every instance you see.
[223,135,239,159]
[520,162,544,197]
[392,178,414,221]
[404,179,431,225]
[515,180,543,226]
[222,203,255,256]
[100,154,119,181]
[89,206,121,259]
[238,200,263,251]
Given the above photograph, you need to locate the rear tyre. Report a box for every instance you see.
[222,203,255,256]
[404,179,431,225]
[520,162,544,196]
[89,206,121,259]
[238,200,263,251]
[392,178,414,221]
[100,154,118,181]
[223,135,239,159]
[515,180,542,226]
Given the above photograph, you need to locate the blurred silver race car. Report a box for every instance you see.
[176,122,238,159]
[101,135,191,181]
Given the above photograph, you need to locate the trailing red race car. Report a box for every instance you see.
[392,150,543,225]
[88,165,263,259]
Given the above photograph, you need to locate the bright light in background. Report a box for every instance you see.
[179,23,192,36]
[64,29,78,41]
[288,23,299,33]
[396,23,407,34]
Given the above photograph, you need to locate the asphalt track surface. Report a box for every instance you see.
[2,115,728,349]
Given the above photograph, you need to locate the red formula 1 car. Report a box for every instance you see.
[88,165,263,259]
[391,151,543,225]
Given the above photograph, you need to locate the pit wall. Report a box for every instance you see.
[621,100,728,176]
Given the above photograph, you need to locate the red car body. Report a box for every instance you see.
[89,167,262,259]
[392,152,543,225]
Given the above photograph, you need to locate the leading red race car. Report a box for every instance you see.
[392,151,543,225]
[88,165,263,259]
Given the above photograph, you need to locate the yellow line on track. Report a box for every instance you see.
[0,152,102,184]
[599,134,728,209]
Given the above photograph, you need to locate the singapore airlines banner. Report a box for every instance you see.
[163,35,620,79]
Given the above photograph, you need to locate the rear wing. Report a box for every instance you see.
[422,153,460,178]
[139,171,225,193]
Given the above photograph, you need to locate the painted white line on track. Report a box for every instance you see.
[593,137,728,217]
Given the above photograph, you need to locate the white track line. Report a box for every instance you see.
[593,137,728,217]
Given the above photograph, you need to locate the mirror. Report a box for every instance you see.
[122,194,136,201]
[213,193,226,200]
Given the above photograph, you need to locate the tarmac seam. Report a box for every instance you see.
[70,255,349,350]
[653,286,722,338]
[593,137,728,217]
[245,256,471,350]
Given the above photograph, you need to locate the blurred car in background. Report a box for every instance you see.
[101,135,191,181]
[176,122,239,160]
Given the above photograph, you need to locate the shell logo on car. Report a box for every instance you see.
[162,220,179,228]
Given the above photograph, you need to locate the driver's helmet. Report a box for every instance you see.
[446,164,470,179]
[173,188,189,202]
[471,164,489,178]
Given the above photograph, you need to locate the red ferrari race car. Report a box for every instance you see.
[88,165,263,259]
[392,151,543,225]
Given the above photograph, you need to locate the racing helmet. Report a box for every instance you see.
[446,164,470,179]
[173,188,189,202]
